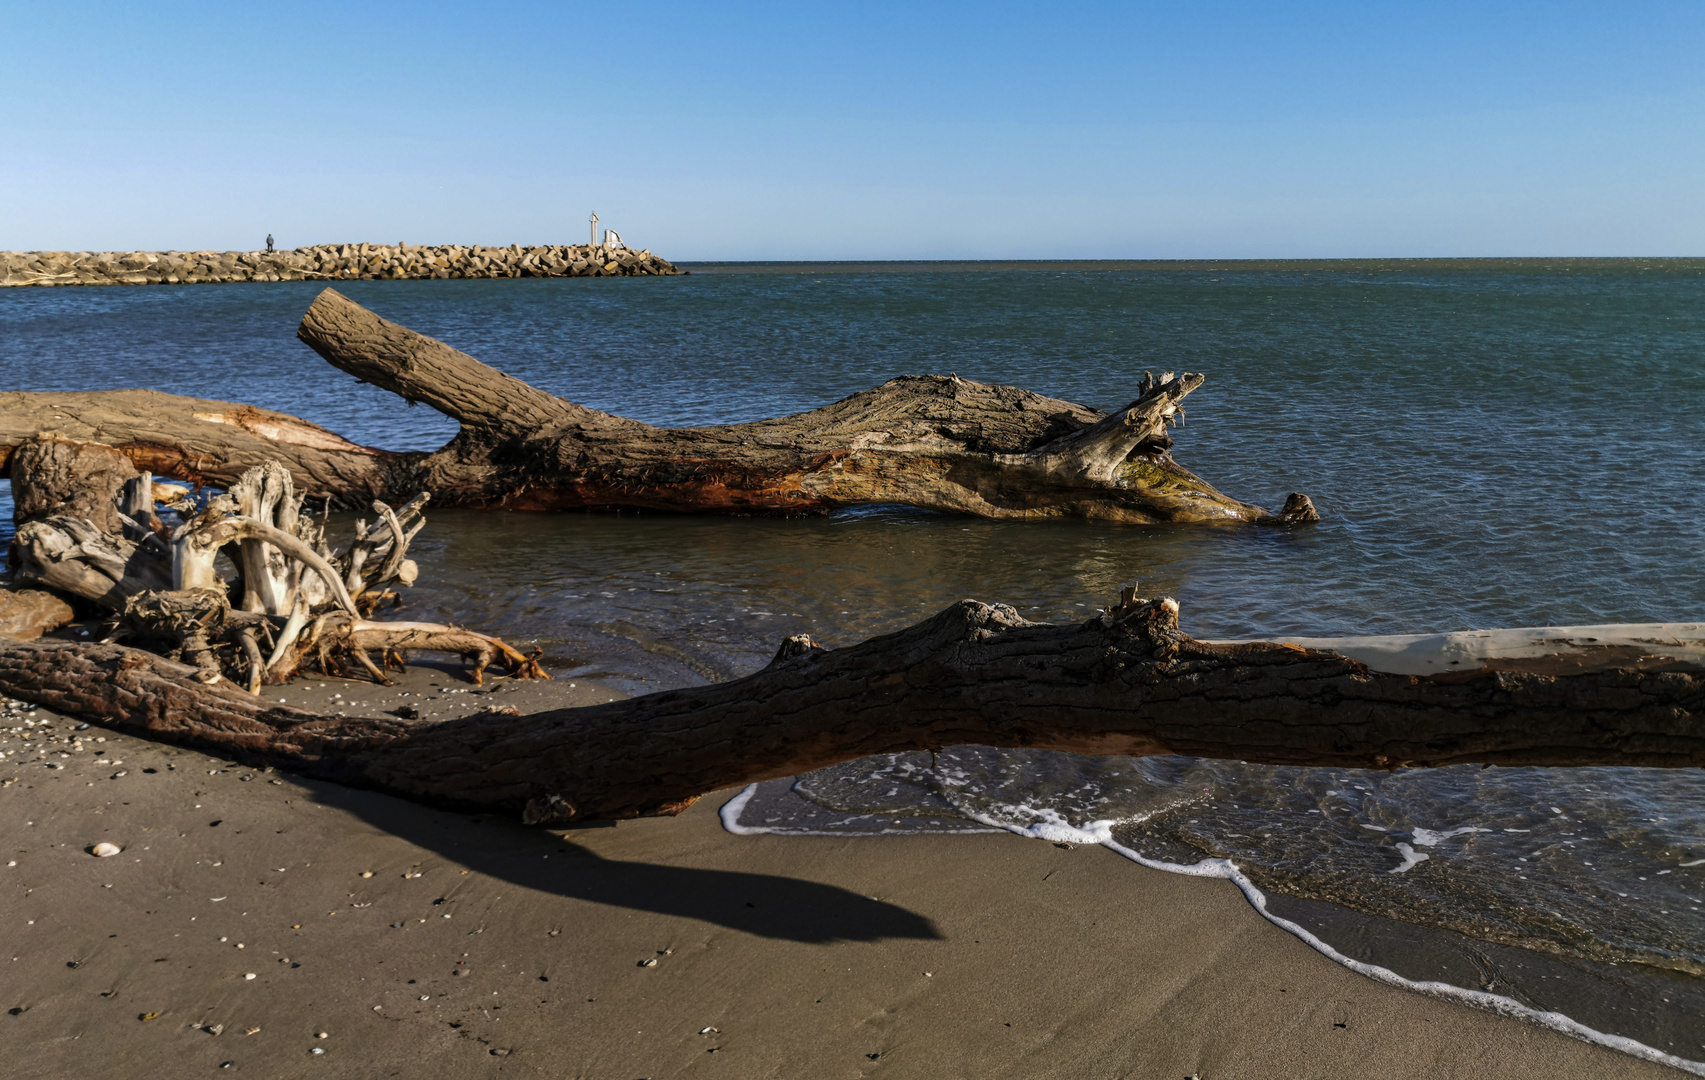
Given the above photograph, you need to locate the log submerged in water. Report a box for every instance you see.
[2,596,1699,823]
[1,289,1318,524]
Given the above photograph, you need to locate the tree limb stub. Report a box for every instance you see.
[2,290,1316,523]
[3,597,1698,824]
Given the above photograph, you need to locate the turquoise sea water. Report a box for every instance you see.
[4,260,1703,1062]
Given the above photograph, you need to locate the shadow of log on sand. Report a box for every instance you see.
[291,775,943,944]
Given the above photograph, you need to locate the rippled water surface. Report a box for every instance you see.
[4,261,1704,1054]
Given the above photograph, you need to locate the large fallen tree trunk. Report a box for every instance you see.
[1,289,1317,524]
[2,595,1699,823]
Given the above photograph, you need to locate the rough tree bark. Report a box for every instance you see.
[1,595,1698,823]
[0,388,398,505]
[2,289,1317,524]
[7,434,139,534]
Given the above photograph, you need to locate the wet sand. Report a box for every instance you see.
[0,666,1684,1079]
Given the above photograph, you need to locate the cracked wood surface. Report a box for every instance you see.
[2,289,1314,522]
[0,388,400,505]
[2,598,1698,823]
[297,288,1301,521]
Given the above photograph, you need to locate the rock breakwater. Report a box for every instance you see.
[0,242,680,287]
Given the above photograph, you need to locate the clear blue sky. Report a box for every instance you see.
[3,2,1700,258]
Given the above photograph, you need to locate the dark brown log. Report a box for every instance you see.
[0,290,1317,523]
[2,596,1698,823]
[8,434,137,534]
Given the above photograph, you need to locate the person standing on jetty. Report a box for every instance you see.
[265,234,274,253]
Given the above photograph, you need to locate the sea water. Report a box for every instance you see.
[4,260,1703,1066]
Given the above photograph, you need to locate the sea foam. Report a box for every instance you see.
[723,782,1705,1077]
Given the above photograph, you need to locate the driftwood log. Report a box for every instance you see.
[6,436,545,692]
[2,595,1699,823]
[1,289,1318,524]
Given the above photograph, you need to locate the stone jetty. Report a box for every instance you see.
[0,242,680,287]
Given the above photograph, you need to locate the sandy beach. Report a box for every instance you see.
[5,0,1700,1070]
[0,661,1680,1079]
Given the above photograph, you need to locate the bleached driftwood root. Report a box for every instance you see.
[7,441,544,691]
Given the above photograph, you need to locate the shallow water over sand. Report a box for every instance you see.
[4,260,1703,1056]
